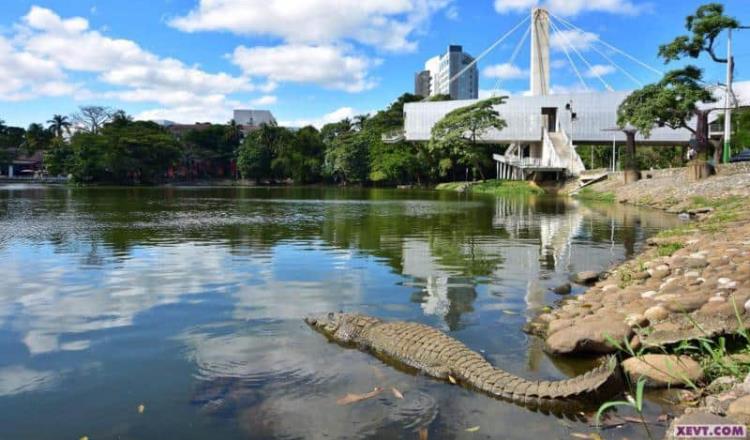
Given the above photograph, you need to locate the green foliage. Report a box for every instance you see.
[43,138,73,176]
[22,123,52,155]
[430,97,508,180]
[436,180,544,196]
[324,130,370,183]
[182,124,237,176]
[618,67,714,138]
[236,124,282,182]
[657,242,684,256]
[47,114,72,139]
[658,3,740,64]
[65,119,181,183]
[273,126,324,183]
[574,188,615,202]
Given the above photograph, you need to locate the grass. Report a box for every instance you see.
[573,187,616,203]
[657,242,684,257]
[435,180,545,196]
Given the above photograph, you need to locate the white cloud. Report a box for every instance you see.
[250,95,278,106]
[550,83,591,94]
[170,0,452,53]
[550,29,599,52]
[494,0,648,16]
[483,63,527,80]
[0,6,260,120]
[231,44,378,93]
[585,64,615,78]
[279,107,365,129]
[445,5,459,20]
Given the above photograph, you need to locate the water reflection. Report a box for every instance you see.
[0,186,681,439]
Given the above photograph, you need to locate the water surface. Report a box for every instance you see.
[0,185,681,439]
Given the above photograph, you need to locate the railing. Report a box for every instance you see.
[381,130,406,143]
[542,128,566,169]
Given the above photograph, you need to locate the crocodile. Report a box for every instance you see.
[306,312,621,407]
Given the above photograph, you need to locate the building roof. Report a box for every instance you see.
[404,91,698,144]
[233,109,276,127]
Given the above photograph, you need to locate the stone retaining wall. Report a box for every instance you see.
[607,162,750,183]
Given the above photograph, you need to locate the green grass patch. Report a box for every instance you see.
[435,180,545,196]
[573,187,615,202]
[657,242,684,257]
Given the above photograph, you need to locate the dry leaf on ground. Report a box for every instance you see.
[336,387,383,405]
[448,375,457,384]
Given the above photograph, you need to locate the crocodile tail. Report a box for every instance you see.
[484,356,620,402]
[529,355,620,401]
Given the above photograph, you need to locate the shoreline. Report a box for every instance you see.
[538,166,750,437]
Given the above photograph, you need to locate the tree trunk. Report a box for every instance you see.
[623,129,640,184]
[687,161,714,181]
[687,109,715,181]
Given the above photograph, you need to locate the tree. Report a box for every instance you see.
[47,114,72,139]
[43,137,73,176]
[324,130,370,184]
[72,106,113,134]
[236,123,283,183]
[429,97,507,180]
[272,126,324,183]
[22,123,52,155]
[659,3,740,64]
[618,67,715,153]
[225,119,243,149]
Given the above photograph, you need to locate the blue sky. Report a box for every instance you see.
[0,0,747,128]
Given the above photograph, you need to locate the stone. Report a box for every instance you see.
[705,376,738,395]
[665,293,708,313]
[547,318,574,335]
[602,284,619,293]
[648,264,671,280]
[644,305,669,322]
[544,319,633,355]
[727,395,750,424]
[571,271,601,285]
[685,256,709,269]
[665,411,734,440]
[621,354,703,388]
[641,290,658,299]
[550,282,571,295]
[625,313,648,328]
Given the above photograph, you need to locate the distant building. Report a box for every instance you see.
[416,45,478,100]
[414,70,432,98]
[233,110,276,127]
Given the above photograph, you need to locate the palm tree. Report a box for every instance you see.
[47,114,71,139]
[353,114,369,131]
[22,123,49,155]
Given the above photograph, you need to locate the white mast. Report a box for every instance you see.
[530,8,550,96]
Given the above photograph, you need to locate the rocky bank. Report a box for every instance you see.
[538,165,750,438]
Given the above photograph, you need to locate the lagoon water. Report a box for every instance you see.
[0,185,681,439]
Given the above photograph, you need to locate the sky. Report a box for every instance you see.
[0,0,748,128]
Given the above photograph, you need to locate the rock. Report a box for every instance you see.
[641,290,658,299]
[665,411,733,440]
[547,318,574,335]
[705,376,738,395]
[571,270,601,285]
[602,284,619,293]
[544,319,632,355]
[644,305,669,322]
[648,264,671,280]
[685,256,709,269]
[665,293,708,313]
[622,354,703,388]
[550,282,572,295]
[625,313,649,328]
[727,395,750,424]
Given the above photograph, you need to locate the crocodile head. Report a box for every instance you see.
[305,312,360,343]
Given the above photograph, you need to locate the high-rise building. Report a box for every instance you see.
[414,45,478,100]
[414,70,432,98]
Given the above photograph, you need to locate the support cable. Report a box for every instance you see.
[549,19,613,91]
[446,14,531,91]
[491,24,531,96]
[550,23,589,91]
[551,17,643,88]
[550,12,663,77]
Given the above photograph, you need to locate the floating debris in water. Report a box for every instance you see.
[465,426,480,432]
[336,387,382,405]
[137,404,145,414]
[391,387,404,399]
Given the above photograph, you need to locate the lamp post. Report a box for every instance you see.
[565,100,578,173]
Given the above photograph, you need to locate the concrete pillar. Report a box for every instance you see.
[8,165,13,178]
[530,8,550,96]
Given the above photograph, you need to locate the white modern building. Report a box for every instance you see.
[415,45,479,100]
[402,8,703,180]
